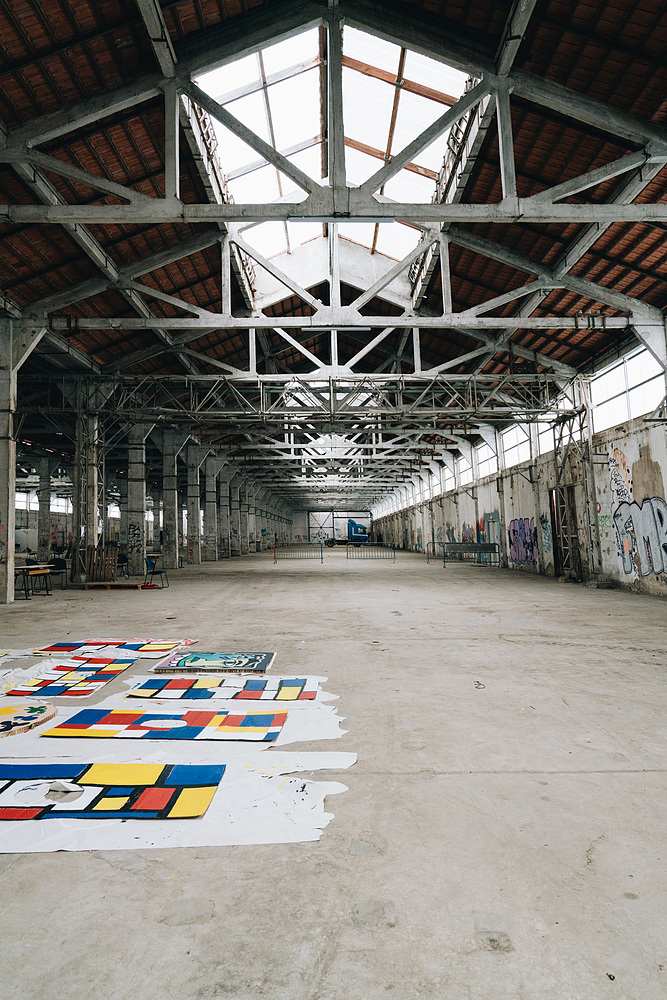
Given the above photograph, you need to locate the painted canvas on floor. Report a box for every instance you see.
[33,639,195,659]
[40,707,288,741]
[0,762,225,819]
[126,676,317,701]
[0,703,57,737]
[155,651,276,674]
[4,661,135,698]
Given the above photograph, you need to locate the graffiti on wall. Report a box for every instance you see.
[461,522,475,543]
[508,517,538,565]
[609,448,632,504]
[613,497,667,577]
[477,519,486,543]
[539,513,552,553]
[608,443,667,579]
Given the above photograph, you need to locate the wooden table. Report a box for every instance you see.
[14,564,53,600]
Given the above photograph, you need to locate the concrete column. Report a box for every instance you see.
[255,491,267,548]
[127,423,153,577]
[0,330,16,603]
[37,457,52,561]
[162,431,188,570]
[217,473,232,557]
[1,318,48,599]
[186,445,205,564]
[118,475,128,547]
[202,457,220,561]
[84,414,99,549]
[247,487,257,553]
[239,484,249,555]
[229,477,242,556]
[70,412,87,583]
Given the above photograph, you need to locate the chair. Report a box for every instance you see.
[28,567,52,596]
[144,556,169,588]
[47,557,68,589]
[117,553,129,578]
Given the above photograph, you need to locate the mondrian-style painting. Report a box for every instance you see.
[0,703,57,737]
[0,762,225,820]
[4,661,135,698]
[126,676,317,701]
[155,651,275,674]
[33,639,194,659]
[41,707,288,741]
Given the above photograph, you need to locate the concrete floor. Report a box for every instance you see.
[0,550,665,1000]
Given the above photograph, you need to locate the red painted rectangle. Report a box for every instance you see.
[0,807,44,819]
[100,712,140,725]
[221,714,243,727]
[235,690,262,699]
[166,678,193,689]
[182,711,215,726]
[131,787,174,811]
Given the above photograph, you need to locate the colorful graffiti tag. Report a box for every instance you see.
[539,513,553,553]
[613,496,667,577]
[508,517,539,565]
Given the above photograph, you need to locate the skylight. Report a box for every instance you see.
[194,25,468,263]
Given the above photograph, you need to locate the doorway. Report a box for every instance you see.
[549,486,581,580]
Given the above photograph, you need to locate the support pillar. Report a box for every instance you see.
[0,335,16,603]
[0,318,46,601]
[37,457,53,561]
[162,431,188,570]
[85,414,99,550]
[203,456,225,561]
[239,484,250,555]
[217,471,233,558]
[186,445,206,565]
[229,476,242,556]
[118,475,128,548]
[127,423,153,577]
[247,486,257,553]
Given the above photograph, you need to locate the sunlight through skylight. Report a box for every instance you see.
[194,25,468,262]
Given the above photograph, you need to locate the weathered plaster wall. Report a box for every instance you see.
[594,418,667,596]
[375,416,667,597]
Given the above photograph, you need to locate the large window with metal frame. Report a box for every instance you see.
[590,347,664,433]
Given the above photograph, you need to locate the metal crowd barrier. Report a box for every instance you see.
[442,542,500,566]
[346,544,396,561]
[274,541,324,563]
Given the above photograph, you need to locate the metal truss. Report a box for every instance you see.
[18,372,576,427]
[1,1,666,230]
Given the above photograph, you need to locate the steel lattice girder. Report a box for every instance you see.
[18,373,576,426]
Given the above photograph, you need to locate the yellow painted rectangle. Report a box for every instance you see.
[167,785,217,818]
[92,796,129,810]
[41,726,120,738]
[81,763,164,786]
[275,688,299,700]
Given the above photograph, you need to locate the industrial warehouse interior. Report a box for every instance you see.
[0,1,666,998]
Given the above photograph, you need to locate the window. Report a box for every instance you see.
[476,443,498,479]
[590,347,664,433]
[502,424,531,468]
[458,456,473,485]
[537,424,554,456]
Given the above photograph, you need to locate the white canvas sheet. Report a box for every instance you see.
[119,674,338,704]
[0,754,355,852]
[0,702,346,762]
